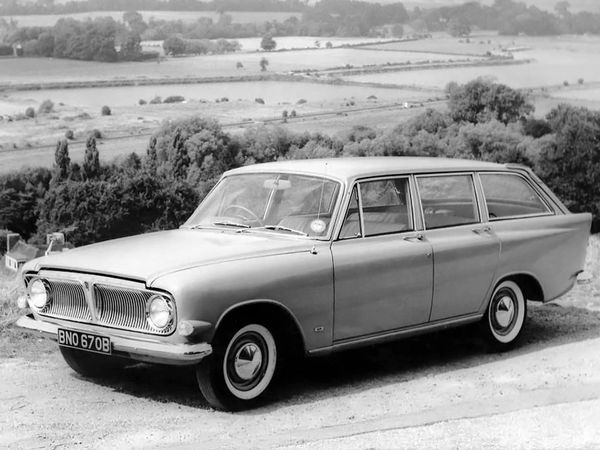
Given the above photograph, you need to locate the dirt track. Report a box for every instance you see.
[2,300,600,449]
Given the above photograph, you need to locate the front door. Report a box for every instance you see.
[332,177,434,342]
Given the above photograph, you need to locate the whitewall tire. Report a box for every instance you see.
[197,322,278,411]
[483,280,526,348]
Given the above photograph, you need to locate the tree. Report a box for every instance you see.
[259,57,269,71]
[101,105,111,116]
[54,139,70,181]
[119,30,141,61]
[163,35,186,55]
[391,23,403,38]
[260,34,276,51]
[122,11,147,35]
[537,104,600,231]
[83,136,100,179]
[170,128,190,180]
[447,17,471,37]
[448,79,533,124]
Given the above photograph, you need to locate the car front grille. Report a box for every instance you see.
[41,279,92,322]
[26,274,174,336]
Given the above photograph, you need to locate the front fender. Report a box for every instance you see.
[151,242,334,351]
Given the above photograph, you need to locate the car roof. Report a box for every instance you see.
[225,157,508,182]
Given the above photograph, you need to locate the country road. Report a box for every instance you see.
[2,301,600,449]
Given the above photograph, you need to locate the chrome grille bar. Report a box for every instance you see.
[41,279,92,322]
[94,284,174,335]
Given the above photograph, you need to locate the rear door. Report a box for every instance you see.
[331,177,434,341]
[416,173,501,321]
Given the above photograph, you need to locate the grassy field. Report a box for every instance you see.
[0,48,466,85]
[346,34,600,90]
[6,10,300,27]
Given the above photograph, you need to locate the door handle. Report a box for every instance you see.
[472,226,491,235]
[404,233,424,242]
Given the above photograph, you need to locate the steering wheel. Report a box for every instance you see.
[222,204,261,223]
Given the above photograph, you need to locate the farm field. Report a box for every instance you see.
[233,36,397,52]
[2,81,436,110]
[5,10,300,27]
[346,34,600,90]
[0,48,463,85]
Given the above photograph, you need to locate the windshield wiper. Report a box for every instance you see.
[212,220,250,229]
[256,225,308,236]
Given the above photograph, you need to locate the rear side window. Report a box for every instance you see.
[480,173,550,219]
[417,174,479,229]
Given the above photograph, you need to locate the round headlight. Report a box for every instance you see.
[147,295,173,330]
[28,279,49,310]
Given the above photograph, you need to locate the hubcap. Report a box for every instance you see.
[495,295,515,328]
[233,343,263,381]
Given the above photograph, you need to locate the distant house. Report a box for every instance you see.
[4,232,71,271]
[5,240,43,271]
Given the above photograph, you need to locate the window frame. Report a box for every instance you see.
[414,172,483,231]
[477,171,555,222]
[335,175,417,240]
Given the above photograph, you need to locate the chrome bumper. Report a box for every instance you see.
[16,315,212,366]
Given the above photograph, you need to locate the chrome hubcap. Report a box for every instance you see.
[233,343,263,381]
[495,295,515,329]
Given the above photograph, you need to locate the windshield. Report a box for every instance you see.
[184,173,342,238]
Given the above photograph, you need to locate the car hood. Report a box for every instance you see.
[27,228,313,284]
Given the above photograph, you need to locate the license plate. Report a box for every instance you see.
[58,328,111,355]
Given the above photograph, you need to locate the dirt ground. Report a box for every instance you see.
[0,236,598,449]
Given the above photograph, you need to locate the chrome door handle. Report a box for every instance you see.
[472,226,491,235]
[404,233,424,242]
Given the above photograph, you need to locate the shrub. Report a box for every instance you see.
[578,78,584,85]
[149,96,162,104]
[25,107,35,119]
[90,129,102,139]
[139,99,147,105]
[65,129,74,140]
[163,95,185,103]
[236,61,244,69]
[255,98,265,104]
[101,105,111,116]
[38,99,54,114]
[563,80,569,86]
[297,99,307,105]
[290,110,297,118]
[220,97,229,102]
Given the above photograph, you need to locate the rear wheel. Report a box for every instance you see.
[482,280,526,350]
[59,346,128,378]
[196,322,277,411]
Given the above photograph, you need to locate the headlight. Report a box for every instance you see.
[28,279,49,310]
[146,295,174,330]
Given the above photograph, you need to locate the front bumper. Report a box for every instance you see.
[16,314,212,366]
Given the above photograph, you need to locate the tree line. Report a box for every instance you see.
[1,79,598,250]
[0,0,306,15]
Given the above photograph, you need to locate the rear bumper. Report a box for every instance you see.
[16,315,212,366]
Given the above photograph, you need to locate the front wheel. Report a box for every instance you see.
[481,280,527,350]
[196,323,277,411]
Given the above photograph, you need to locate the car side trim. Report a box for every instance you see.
[308,313,483,356]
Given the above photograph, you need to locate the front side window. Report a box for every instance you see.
[417,174,479,229]
[480,173,550,219]
[184,173,341,238]
[339,177,413,238]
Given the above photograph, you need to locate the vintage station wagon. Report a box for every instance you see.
[17,157,591,410]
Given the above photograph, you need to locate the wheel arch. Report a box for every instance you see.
[493,272,544,302]
[212,299,307,355]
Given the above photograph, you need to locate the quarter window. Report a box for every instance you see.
[417,174,479,229]
[480,173,550,219]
